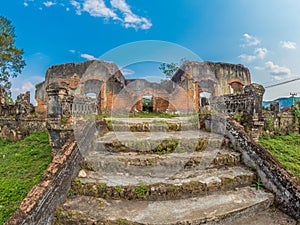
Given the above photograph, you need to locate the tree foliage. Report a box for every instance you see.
[293,101,300,119]
[159,62,179,79]
[142,97,153,112]
[0,16,25,94]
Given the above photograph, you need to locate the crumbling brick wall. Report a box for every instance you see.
[36,60,254,116]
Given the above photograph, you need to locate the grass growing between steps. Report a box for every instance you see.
[0,132,52,224]
[259,133,300,182]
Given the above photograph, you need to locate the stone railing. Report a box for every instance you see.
[5,135,82,225]
[226,120,300,219]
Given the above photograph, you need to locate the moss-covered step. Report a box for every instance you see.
[107,121,199,132]
[54,187,275,225]
[70,166,254,201]
[82,149,241,175]
[95,131,225,153]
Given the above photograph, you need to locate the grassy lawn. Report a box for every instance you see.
[259,132,300,182]
[0,132,52,224]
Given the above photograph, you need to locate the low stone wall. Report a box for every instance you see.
[226,120,300,219]
[5,135,82,225]
[263,111,297,134]
[0,117,47,140]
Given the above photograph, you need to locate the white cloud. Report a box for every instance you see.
[29,0,152,30]
[12,81,35,93]
[254,66,264,71]
[238,54,256,63]
[265,61,291,77]
[280,41,296,49]
[69,49,76,53]
[255,61,293,81]
[110,0,131,13]
[239,47,268,62]
[241,33,261,47]
[70,0,82,15]
[110,0,152,30]
[23,2,29,7]
[254,48,268,59]
[121,68,135,76]
[83,0,119,19]
[80,53,96,60]
[43,1,56,7]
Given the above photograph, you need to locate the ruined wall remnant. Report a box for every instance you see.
[35,60,125,115]
[0,86,6,105]
[210,83,265,120]
[172,61,251,96]
[0,90,34,118]
[0,89,45,140]
[15,91,35,119]
[270,102,280,114]
[263,110,297,134]
[226,120,300,220]
[36,60,254,116]
[172,61,252,113]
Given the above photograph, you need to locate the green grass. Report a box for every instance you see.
[0,132,52,224]
[259,133,300,182]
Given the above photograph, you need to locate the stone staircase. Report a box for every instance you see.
[53,117,296,225]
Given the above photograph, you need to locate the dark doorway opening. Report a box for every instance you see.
[200,92,211,107]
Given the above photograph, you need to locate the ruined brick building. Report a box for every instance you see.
[35,60,255,116]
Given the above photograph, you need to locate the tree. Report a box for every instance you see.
[159,62,179,79]
[142,97,153,112]
[159,58,188,80]
[0,16,25,95]
[293,101,300,119]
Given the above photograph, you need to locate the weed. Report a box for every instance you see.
[133,181,148,199]
[264,116,274,131]
[114,186,122,193]
[251,177,264,190]
[195,138,208,151]
[152,139,179,154]
[81,160,95,171]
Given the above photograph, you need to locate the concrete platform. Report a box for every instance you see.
[56,187,280,225]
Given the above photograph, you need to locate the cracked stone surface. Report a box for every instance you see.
[59,187,287,225]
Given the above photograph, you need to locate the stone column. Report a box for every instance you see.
[46,83,73,155]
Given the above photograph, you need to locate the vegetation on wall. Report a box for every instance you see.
[259,132,300,182]
[0,132,52,224]
[293,100,300,127]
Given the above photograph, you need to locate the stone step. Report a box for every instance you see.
[221,207,297,225]
[108,122,198,132]
[71,166,254,201]
[96,131,225,153]
[83,149,241,175]
[54,187,275,225]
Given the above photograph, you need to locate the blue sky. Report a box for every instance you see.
[1,0,300,102]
